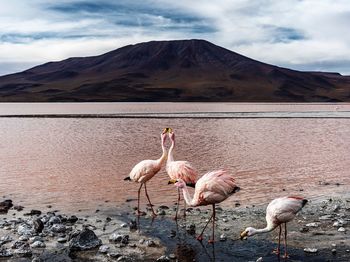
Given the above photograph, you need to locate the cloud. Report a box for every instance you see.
[0,0,349,76]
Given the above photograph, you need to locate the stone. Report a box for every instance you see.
[331,249,337,254]
[13,243,32,257]
[319,215,333,220]
[30,241,46,248]
[300,227,309,233]
[333,221,342,227]
[11,241,26,249]
[117,255,133,261]
[49,216,61,225]
[0,248,13,257]
[99,245,109,253]
[304,248,318,253]
[222,218,228,222]
[139,239,145,244]
[57,237,67,243]
[120,223,128,228]
[169,253,176,259]
[0,200,13,213]
[256,257,263,262]
[108,252,122,258]
[50,224,66,233]
[29,236,43,244]
[24,210,41,216]
[157,255,170,261]
[186,224,196,235]
[306,222,319,227]
[19,236,29,241]
[109,233,129,244]
[145,239,156,247]
[220,234,227,241]
[13,205,24,211]
[33,218,44,233]
[67,215,78,224]
[157,210,166,216]
[338,227,346,232]
[69,228,102,251]
[18,224,34,236]
[0,235,13,246]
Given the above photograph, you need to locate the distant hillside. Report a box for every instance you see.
[0,39,349,102]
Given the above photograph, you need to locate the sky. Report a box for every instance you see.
[0,0,349,76]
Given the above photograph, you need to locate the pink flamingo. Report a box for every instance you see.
[124,128,169,217]
[240,196,308,258]
[166,130,198,220]
[169,170,240,243]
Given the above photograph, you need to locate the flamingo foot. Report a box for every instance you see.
[196,235,204,242]
[173,215,178,220]
[272,249,280,255]
[208,239,214,244]
[282,253,289,259]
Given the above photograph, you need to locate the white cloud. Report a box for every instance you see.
[0,0,349,76]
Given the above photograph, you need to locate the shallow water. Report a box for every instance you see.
[0,103,349,212]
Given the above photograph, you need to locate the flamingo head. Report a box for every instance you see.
[161,128,172,142]
[168,178,186,189]
[168,130,175,141]
[240,227,257,240]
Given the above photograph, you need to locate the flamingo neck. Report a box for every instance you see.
[253,223,276,235]
[157,139,167,166]
[167,139,175,163]
[180,185,195,207]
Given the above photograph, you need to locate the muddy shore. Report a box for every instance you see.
[0,195,349,262]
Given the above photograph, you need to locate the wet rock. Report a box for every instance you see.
[331,249,337,254]
[169,230,176,238]
[186,223,196,235]
[37,250,72,262]
[220,233,227,241]
[0,200,13,213]
[333,205,340,212]
[145,239,156,247]
[300,227,309,233]
[256,257,263,262]
[304,248,318,253]
[57,237,67,243]
[319,215,333,220]
[24,210,41,216]
[19,236,28,241]
[67,215,78,224]
[30,241,46,248]
[0,248,13,257]
[13,205,24,211]
[13,243,32,257]
[338,227,346,232]
[49,216,61,225]
[129,219,137,230]
[157,209,166,216]
[108,252,122,258]
[117,255,133,261]
[306,222,319,227]
[222,218,228,222]
[0,235,13,246]
[109,233,129,244]
[18,224,33,236]
[129,243,136,247]
[50,224,66,233]
[120,223,128,228]
[169,253,176,259]
[29,236,43,244]
[157,255,170,261]
[11,241,26,249]
[33,218,44,233]
[139,239,145,244]
[99,245,109,253]
[159,205,169,209]
[69,228,102,251]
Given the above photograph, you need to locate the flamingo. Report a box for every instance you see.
[124,128,170,217]
[166,130,198,220]
[169,170,240,243]
[240,196,308,258]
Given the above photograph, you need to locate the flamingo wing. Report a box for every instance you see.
[129,160,160,183]
[193,170,239,206]
[267,196,307,223]
[166,161,198,183]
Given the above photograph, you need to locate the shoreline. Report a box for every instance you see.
[1,196,349,261]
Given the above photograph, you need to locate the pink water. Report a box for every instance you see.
[0,103,349,213]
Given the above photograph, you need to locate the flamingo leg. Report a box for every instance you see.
[144,183,157,217]
[196,208,214,242]
[283,223,289,258]
[137,183,143,215]
[273,225,282,255]
[174,188,180,220]
[183,199,186,218]
[208,204,216,243]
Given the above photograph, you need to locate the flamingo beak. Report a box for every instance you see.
[168,179,177,184]
[162,127,172,134]
[240,231,248,240]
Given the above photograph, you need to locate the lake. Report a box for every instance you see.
[0,103,349,213]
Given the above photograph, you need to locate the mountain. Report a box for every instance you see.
[0,39,349,102]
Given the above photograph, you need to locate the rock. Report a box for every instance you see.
[256,257,263,262]
[139,239,145,244]
[129,219,137,230]
[24,210,41,216]
[186,224,196,235]
[67,215,78,224]
[333,221,342,227]
[300,227,309,233]
[306,222,319,227]
[109,233,129,244]
[120,223,128,228]
[0,248,13,257]
[331,243,337,247]
[57,237,67,243]
[30,241,46,248]
[222,218,228,222]
[69,228,102,251]
[19,236,29,241]
[129,243,136,247]
[0,200,13,213]
[220,234,227,241]
[304,248,318,253]
[0,235,13,246]
[13,205,24,211]
[159,205,169,209]
[13,243,32,257]
[11,241,26,249]
[338,227,346,232]
[49,216,61,225]
[33,218,44,233]
[117,255,133,261]
[99,245,109,253]
[157,255,170,261]
[157,209,166,215]
[50,224,66,233]
[29,236,43,244]
[331,249,337,254]
[145,239,156,247]
[108,252,122,258]
[319,215,333,220]
[169,253,176,259]
[333,205,340,212]
[169,230,176,238]
[18,224,33,236]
